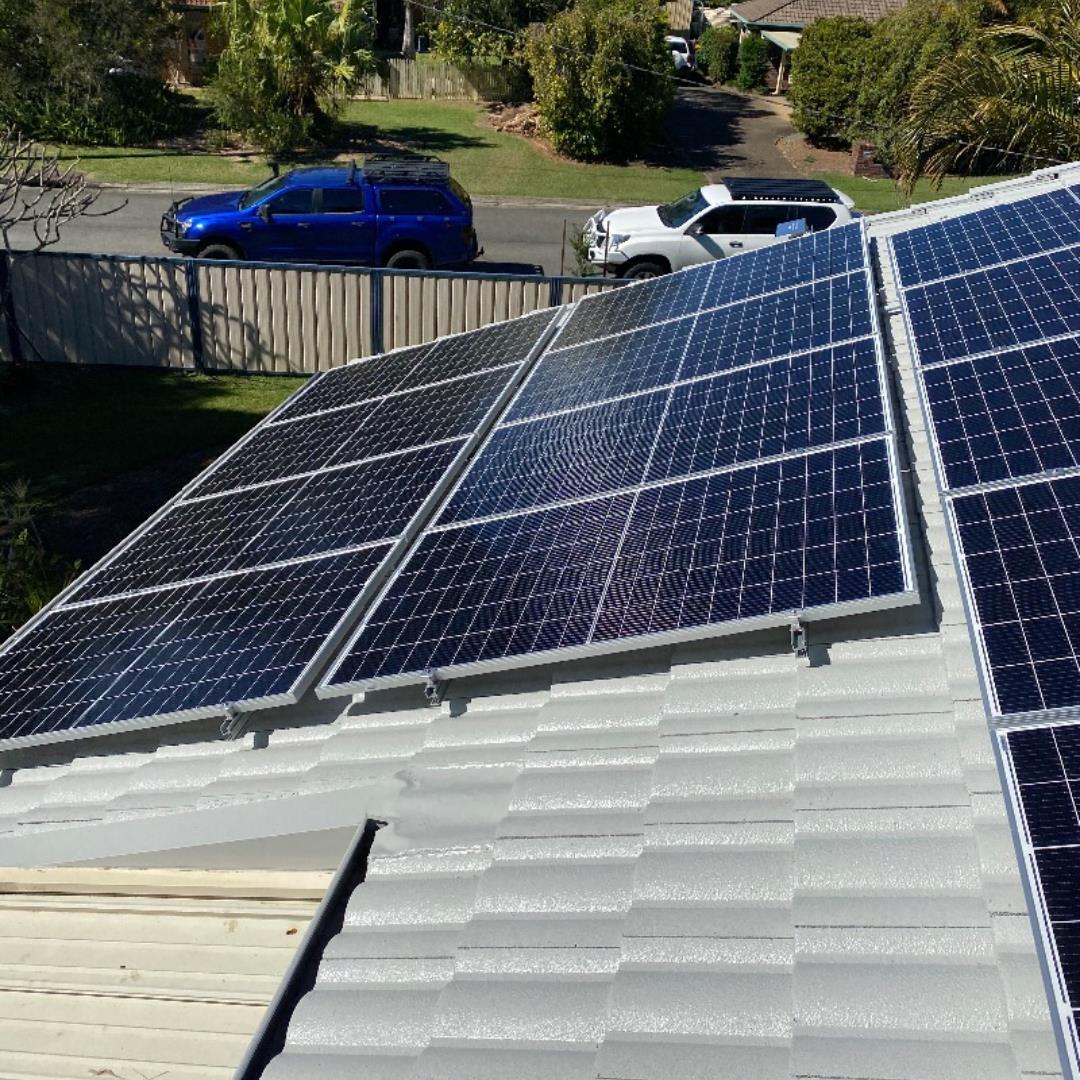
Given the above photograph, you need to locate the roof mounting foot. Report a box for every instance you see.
[220,704,246,741]
[424,670,446,707]
[790,617,809,663]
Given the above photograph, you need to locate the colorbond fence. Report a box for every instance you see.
[0,252,621,375]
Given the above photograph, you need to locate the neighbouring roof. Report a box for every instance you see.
[762,28,802,49]
[0,166,1079,1080]
[731,0,903,28]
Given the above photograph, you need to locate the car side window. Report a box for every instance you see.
[801,206,837,231]
[379,189,452,215]
[694,206,745,235]
[741,204,805,234]
[320,187,366,213]
[267,188,314,214]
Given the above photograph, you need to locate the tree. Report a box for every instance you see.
[789,17,872,143]
[210,0,377,154]
[696,24,739,83]
[525,0,673,161]
[852,0,979,164]
[735,32,770,91]
[0,0,183,145]
[428,0,568,62]
[897,0,1080,183]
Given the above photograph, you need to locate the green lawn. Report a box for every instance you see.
[58,99,702,203]
[0,365,304,503]
[822,173,1005,214]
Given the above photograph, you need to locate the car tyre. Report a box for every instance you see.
[621,260,668,280]
[384,248,431,270]
[196,242,241,261]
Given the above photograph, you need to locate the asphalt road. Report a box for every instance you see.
[32,190,601,278]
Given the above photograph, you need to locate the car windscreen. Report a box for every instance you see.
[239,174,290,209]
[670,40,688,52]
[657,188,708,228]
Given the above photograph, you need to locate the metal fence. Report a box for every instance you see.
[354,59,514,102]
[0,252,621,375]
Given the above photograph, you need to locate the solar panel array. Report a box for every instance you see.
[893,184,1080,721]
[0,309,557,748]
[322,224,916,692]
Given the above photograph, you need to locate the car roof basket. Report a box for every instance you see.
[362,154,451,184]
[722,177,842,204]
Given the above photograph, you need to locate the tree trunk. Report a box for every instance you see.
[402,0,415,58]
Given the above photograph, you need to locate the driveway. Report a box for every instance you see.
[665,85,800,180]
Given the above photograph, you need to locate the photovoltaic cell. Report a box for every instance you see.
[952,475,1080,717]
[892,188,1080,287]
[273,344,431,423]
[1002,723,1080,1046]
[440,391,668,524]
[922,334,1080,491]
[509,318,690,421]
[0,546,389,744]
[679,271,872,381]
[72,441,465,603]
[327,439,906,686]
[556,222,865,349]
[646,339,886,485]
[904,247,1080,366]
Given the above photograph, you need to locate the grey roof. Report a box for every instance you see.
[2,166,1079,1079]
[731,0,904,27]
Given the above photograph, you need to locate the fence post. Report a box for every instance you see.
[0,254,24,364]
[371,270,384,355]
[548,278,563,309]
[184,259,205,372]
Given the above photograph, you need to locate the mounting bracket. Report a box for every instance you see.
[424,670,446,707]
[790,617,809,662]
[220,704,245,740]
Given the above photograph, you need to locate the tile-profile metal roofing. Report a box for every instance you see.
[731,0,903,28]
[0,165,1078,1080]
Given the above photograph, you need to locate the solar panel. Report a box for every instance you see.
[555,223,865,349]
[322,223,916,693]
[892,188,1080,288]
[893,181,1080,722]
[0,546,390,747]
[999,722,1080,1064]
[0,308,559,749]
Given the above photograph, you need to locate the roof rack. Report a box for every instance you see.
[361,154,451,185]
[722,177,842,204]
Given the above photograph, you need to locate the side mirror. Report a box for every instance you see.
[258,204,273,223]
[687,222,705,237]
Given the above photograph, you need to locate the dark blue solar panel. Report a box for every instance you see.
[509,318,689,421]
[922,335,1080,490]
[327,438,906,685]
[679,272,872,381]
[73,441,465,602]
[555,224,865,349]
[647,339,885,484]
[196,366,512,497]
[952,476,1080,716]
[330,494,635,683]
[440,391,667,524]
[904,248,1080,366]
[1004,723,1080,1037]
[0,547,389,744]
[596,440,905,641]
[892,189,1080,288]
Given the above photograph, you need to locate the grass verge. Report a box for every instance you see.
[821,173,1005,214]
[57,99,702,203]
[0,365,304,503]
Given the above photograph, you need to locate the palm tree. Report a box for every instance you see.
[897,0,1080,185]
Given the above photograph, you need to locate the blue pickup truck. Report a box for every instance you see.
[160,156,480,269]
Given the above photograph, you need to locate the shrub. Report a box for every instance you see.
[526,0,673,161]
[789,16,873,145]
[735,33,769,91]
[696,24,739,82]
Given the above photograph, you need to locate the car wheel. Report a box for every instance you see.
[621,260,668,280]
[196,242,241,261]
[385,248,431,270]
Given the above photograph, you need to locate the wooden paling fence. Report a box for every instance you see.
[0,252,621,375]
[354,59,514,102]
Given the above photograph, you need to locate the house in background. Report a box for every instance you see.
[166,0,217,85]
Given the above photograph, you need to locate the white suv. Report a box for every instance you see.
[584,178,858,279]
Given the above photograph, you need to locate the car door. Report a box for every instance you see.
[253,187,316,261]
[376,187,459,266]
[678,205,745,267]
[309,186,376,265]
